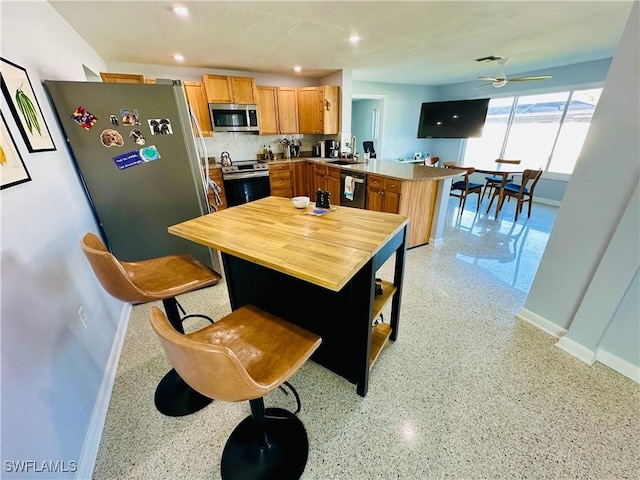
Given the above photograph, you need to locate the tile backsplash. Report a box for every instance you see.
[202,132,330,162]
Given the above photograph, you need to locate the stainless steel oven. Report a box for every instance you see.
[222,160,270,206]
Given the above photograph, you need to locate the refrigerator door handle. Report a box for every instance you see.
[188,105,211,213]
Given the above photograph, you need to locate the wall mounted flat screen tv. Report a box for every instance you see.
[417,98,490,138]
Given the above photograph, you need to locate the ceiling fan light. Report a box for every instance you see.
[493,80,508,88]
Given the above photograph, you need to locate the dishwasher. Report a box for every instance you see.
[340,172,367,209]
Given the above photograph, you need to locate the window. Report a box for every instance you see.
[464,88,601,176]
[550,89,601,174]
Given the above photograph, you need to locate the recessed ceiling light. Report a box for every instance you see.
[294,66,302,73]
[173,6,189,16]
[173,54,184,62]
[349,35,360,43]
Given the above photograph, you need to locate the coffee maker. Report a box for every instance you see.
[325,139,339,158]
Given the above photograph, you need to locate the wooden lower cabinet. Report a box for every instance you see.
[367,175,400,214]
[292,161,307,197]
[312,164,341,205]
[207,167,227,211]
[269,163,293,198]
[268,160,439,248]
[367,174,438,248]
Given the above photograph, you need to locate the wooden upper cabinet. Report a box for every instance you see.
[257,86,299,135]
[232,76,258,104]
[298,87,322,134]
[184,81,213,136]
[257,86,279,135]
[297,85,340,134]
[203,74,257,104]
[276,87,299,134]
[100,72,146,83]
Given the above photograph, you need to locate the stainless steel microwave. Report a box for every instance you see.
[208,103,259,132]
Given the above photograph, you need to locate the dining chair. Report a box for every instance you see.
[481,159,522,202]
[446,166,483,215]
[489,169,543,221]
[149,304,321,479]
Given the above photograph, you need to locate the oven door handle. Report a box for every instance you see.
[223,171,270,181]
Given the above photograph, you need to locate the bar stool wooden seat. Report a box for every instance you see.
[149,304,322,480]
[80,232,222,417]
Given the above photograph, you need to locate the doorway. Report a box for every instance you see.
[351,94,386,159]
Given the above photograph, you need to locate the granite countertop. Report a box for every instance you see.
[210,156,463,181]
[263,157,464,182]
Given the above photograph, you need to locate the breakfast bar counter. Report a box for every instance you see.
[262,158,463,247]
[169,196,409,396]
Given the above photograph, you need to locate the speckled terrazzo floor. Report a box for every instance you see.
[93,197,640,480]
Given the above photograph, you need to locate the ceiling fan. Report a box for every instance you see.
[475,56,552,88]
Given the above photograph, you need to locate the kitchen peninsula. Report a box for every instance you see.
[168,196,409,397]
[266,157,465,248]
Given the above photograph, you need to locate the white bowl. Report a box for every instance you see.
[292,196,310,209]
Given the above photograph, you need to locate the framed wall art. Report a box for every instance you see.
[0,111,32,189]
[0,57,55,153]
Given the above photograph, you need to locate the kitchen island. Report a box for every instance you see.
[168,196,409,397]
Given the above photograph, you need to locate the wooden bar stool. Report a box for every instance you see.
[80,232,222,417]
[150,304,321,480]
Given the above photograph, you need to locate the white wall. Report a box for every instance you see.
[520,3,639,380]
[352,80,439,160]
[1,1,125,477]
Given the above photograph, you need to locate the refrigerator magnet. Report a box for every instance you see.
[119,109,140,126]
[148,118,173,135]
[100,129,124,147]
[140,145,160,162]
[71,106,98,130]
[112,150,143,170]
[109,115,119,126]
[129,129,146,145]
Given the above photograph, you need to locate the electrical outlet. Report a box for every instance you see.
[78,306,88,328]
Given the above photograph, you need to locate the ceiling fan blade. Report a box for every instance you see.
[478,76,499,81]
[474,83,495,89]
[507,75,553,82]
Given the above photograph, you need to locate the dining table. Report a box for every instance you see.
[463,161,526,217]
[168,196,409,397]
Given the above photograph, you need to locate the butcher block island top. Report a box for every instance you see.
[169,195,409,396]
[168,195,409,292]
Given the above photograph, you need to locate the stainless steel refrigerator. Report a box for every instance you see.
[44,80,219,271]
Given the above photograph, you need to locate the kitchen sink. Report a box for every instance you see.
[327,160,366,166]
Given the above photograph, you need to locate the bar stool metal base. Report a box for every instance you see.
[221,407,308,480]
[154,368,213,417]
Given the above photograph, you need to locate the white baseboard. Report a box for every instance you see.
[516,307,567,338]
[518,308,639,384]
[556,335,596,364]
[534,197,561,207]
[596,348,640,384]
[76,304,131,480]
[429,236,444,247]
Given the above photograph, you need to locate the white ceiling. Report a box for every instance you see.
[48,1,634,86]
